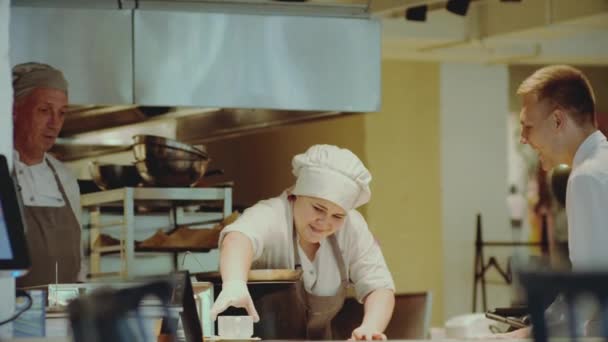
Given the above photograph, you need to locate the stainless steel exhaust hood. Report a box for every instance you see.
[10,6,381,111]
[133,10,381,111]
[13,0,372,18]
[10,3,380,160]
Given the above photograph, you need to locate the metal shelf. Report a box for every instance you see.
[82,187,232,279]
[93,246,214,255]
[81,187,232,208]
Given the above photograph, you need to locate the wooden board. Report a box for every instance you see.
[195,269,302,283]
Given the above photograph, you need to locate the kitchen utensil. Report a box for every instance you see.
[78,179,102,194]
[89,161,142,190]
[132,135,207,160]
[135,158,209,187]
[218,316,253,338]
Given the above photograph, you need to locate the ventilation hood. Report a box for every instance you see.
[13,0,372,18]
[10,5,381,111]
[10,2,381,161]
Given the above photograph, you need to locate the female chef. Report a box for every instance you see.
[210,144,395,340]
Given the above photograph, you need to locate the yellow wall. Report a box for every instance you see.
[365,60,444,325]
[203,115,367,209]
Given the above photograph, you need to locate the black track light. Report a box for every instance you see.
[405,5,428,22]
[446,0,471,16]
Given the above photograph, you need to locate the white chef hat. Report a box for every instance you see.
[292,145,371,211]
[12,62,68,100]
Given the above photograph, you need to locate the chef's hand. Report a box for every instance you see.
[210,280,260,322]
[349,326,387,341]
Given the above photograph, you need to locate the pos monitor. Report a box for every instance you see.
[0,154,30,277]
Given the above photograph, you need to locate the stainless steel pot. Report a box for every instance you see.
[89,161,143,190]
[132,135,207,160]
[135,158,210,187]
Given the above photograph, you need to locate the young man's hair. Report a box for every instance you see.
[517,65,596,126]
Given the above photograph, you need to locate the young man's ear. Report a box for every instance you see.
[553,109,565,129]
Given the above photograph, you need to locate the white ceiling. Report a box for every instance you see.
[377,0,608,65]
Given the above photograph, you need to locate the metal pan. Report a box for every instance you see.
[132,135,207,159]
[89,161,143,190]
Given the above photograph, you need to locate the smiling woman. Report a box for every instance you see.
[293,196,346,253]
[209,144,395,341]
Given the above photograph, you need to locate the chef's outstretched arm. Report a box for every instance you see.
[210,231,260,322]
[351,289,395,340]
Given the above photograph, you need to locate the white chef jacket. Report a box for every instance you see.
[566,130,608,270]
[219,191,395,302]
[13,151,80,215]
[13,150,87,280]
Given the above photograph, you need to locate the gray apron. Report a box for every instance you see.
[16,159,81,287]
[251,199,348,340]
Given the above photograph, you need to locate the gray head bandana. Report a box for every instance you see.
[12,62,68,99]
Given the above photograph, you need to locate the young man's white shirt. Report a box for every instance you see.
[566,130,608,270]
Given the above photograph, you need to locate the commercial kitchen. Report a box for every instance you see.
[1,0,608,341]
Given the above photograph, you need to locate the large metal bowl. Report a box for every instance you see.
[134,158,210,187]
[132,143,206,162]
[89,162,143,190]
[132,135,207,161]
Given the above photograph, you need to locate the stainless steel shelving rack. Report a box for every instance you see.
[81,187,232,279]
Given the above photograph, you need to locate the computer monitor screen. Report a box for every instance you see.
[0,154,30,275]
[0,207,13,259]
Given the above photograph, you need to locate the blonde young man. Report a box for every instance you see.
[506,65,608,338]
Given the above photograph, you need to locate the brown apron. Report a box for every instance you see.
[16,159,81,288]
[250,199,348,340]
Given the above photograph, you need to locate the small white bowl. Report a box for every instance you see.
[218,315,253,338]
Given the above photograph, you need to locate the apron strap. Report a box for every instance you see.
[45,157,73,209]
[289,199,303,270]
[328,234,348,285]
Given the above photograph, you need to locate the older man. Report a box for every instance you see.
[12,62,84,287]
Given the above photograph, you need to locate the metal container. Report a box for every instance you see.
[132,135,207,160]
[89,162,142,190]
[135,158,209,187]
